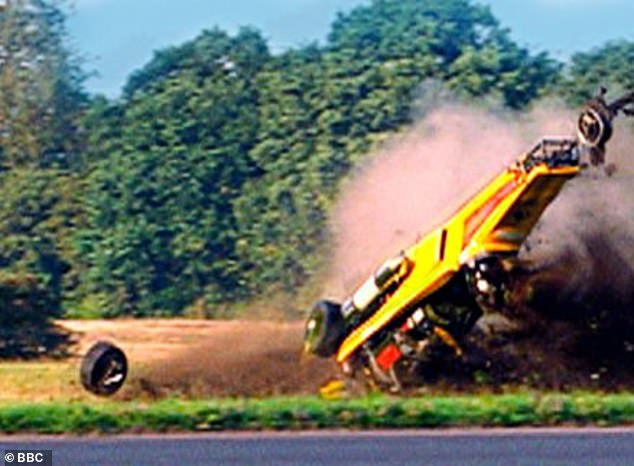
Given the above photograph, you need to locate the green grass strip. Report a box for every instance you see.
[0,392,633,434]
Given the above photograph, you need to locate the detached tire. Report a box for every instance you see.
[80,341,128,396]
[304,300,346,358]
[577,102,613,148]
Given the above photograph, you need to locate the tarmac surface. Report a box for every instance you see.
[2,428,633,466]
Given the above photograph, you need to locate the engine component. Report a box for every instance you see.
[466,256,508,310]
[346,254,412,317]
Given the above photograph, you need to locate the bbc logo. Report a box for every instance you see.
[4,451,52,466]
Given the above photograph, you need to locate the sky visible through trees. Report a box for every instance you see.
[66,0,634,97]
[0,0,632,327]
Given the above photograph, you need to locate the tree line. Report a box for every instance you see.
[0,0,632,341]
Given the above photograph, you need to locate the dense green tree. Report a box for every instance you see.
[231,0,559,296]
[327,0,559,109]
[0,168,80,354]
[77,28,268,316]
[0,1,86,353]
[75,1,565,316]
[0,0,86,169]
[4,0,630,324]
[76,96,124,170]
[0,271,70,357]
[557,41,634,106]
[0,169,82,300]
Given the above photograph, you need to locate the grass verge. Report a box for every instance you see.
[0,392,633,434]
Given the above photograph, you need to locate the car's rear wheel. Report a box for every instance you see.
[80,341,128,396]
[304,300,346,358]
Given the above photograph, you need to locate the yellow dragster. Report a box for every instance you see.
[304,90,634,391]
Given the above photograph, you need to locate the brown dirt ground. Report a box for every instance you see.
[59,302,634,401]
[61,319,339,399]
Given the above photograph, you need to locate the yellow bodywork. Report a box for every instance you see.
[336,161,579,363]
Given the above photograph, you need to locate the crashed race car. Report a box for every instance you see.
[304,89,634,393]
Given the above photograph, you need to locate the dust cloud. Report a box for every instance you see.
[123,322,339,399]
[125,104,633,399]
[518,117,634,321]
[322,101,633,388]
[325,103,578,295]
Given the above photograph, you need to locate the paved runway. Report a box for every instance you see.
[2,428,633,466]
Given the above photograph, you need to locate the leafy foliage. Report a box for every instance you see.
[46,0,575,316]
[0,169,79,354]
[557,41,634,105]
[0,0,631,319]
[0,271,70,358]
[0,169,81,292]
[0,0,86,169]
[327,0,560,108]
[76,28,268,316]
[0,0,85,352]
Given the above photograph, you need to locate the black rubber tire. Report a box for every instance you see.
[304,300,346,358]
[80,341,128,396]
[577,101,613,149]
